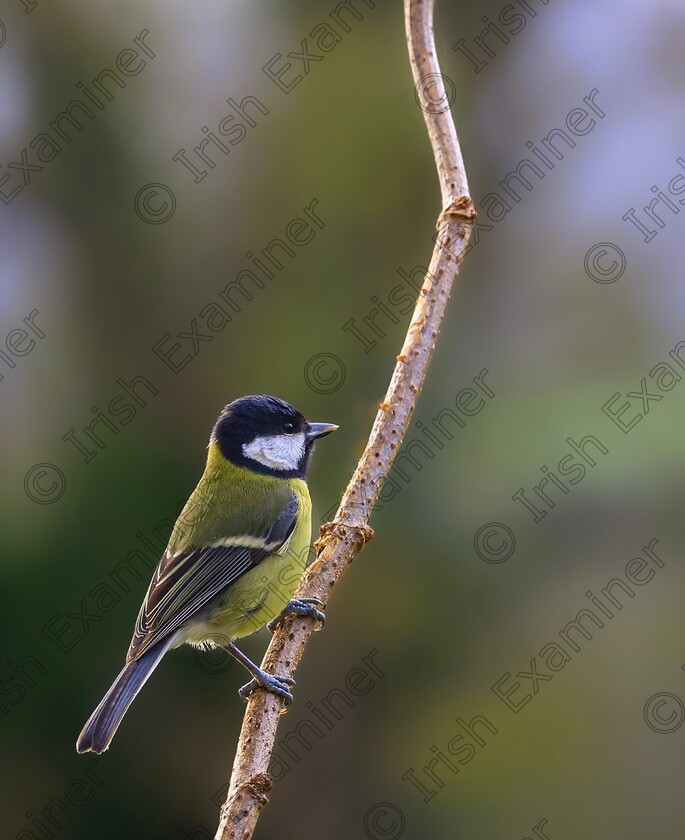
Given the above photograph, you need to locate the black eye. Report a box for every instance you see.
[282,422,295,434]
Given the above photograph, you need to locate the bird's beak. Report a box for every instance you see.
[307,422,339,440]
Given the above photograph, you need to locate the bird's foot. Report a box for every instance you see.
[267,597,326,633]
[238,670,295,706]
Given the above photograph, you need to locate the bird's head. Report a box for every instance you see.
[211,395,338,478]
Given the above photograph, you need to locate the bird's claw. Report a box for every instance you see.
[238,671,296,707]
[267,597,326,633]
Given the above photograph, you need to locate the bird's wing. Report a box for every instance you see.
[126,493,298,662]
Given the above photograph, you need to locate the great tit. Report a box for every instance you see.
[76,395,337,754]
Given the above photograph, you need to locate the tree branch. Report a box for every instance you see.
[215,2,474,837]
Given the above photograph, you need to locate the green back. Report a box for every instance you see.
[168,442,300,551]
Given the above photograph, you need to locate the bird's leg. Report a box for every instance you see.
[267,597,326,633]
[221,641,295,706]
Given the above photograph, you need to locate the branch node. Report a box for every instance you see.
[223,773,272,820]
[315,520,375,554]
[437,195,476,229]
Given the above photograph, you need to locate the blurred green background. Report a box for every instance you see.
[3,1,685,838]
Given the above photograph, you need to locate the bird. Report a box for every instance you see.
[76,394,338,754]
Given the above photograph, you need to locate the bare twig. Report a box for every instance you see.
[215,2,474,837]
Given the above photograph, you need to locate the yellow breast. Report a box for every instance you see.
[184,478,312,646]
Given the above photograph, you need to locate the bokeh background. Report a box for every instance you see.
[3,1,685,838]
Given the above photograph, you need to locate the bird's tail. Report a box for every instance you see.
[76,640,171,754]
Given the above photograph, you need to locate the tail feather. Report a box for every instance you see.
[76,641,170,754]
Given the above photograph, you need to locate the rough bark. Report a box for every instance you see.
[215,2,474,837]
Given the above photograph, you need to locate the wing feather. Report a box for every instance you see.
[127,494,298,661]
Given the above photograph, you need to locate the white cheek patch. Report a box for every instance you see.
[242,432,306,471]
